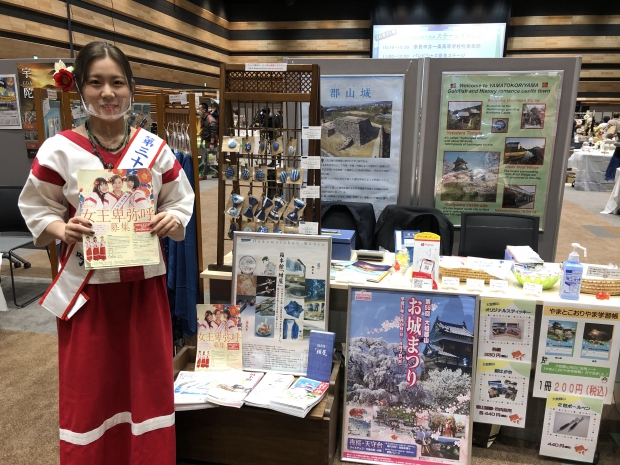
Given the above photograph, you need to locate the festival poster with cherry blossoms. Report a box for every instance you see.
[342,288,477,465]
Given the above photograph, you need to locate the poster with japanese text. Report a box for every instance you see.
[435,72,563,228]
[196,304,242,371]
[477,298,536,362]
[539,393,603,463]
[342,288,477,465]
[17,62,58,157]
[0,74,21,129]
[320,75,404,218]
[533,303,620,404]
[232,233,330,375]
[77,168,159,269]
[472,358,530,428]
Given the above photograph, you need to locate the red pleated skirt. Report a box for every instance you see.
[57,275,175,465]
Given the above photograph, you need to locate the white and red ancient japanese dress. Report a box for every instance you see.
[82,192,109,210]
[92,239,100,261]
[85,238,93,262]
[128,188,149,210]
[106,190,131,210]
[19,128,194,465]
[99,238,107,260]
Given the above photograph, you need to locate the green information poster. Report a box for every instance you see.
[434,72,563,229]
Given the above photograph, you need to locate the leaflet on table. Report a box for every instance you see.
[173,371,218,404]
[77,169,159,269]
[434,72,563,228]
[232,233,330,375]
[478,298,536,362]
[205,369,265,408]
[342,287,477,465]
[473,358,530,428]
[319,75,404,217]
[533,303,620,403]
[195,304,242,371]
[539,393,603,463]
[243,371,296,408]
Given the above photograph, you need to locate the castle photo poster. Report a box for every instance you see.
[434,72,562,228]
[320,75,404,218]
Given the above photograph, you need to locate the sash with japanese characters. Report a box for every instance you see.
[40,129,166,320]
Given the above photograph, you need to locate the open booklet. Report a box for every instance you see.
[77,168,159,269]
[331,260,392,283]
[243,372,296,408]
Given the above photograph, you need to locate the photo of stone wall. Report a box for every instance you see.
[320,101,392,158]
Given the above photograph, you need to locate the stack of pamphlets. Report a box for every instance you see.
[204,369,265,408]
[173,371,219,411]
[269,377,330,418]
[331,260,392,283]
[243,372,296,408]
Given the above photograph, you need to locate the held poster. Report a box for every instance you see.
[533,303,620,404]
[77,168,160,269]
[472,298,536,427]
[232,233,330,375]
[342,288,477,465]
[320,75,404,218]
[0,75,21,129]
[435,72,563,228]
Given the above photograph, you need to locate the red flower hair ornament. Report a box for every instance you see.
[53,60,75,92]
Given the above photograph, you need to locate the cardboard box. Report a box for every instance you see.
[322,229,356,260]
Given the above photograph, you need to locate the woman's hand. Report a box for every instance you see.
[64,217,95,244]
[149,212,181,238]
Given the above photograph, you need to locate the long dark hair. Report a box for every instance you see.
[126,174,140,191]
[93,177,108,202]
[73,42,134,95]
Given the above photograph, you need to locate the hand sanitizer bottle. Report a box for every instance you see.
[559,243,586,300]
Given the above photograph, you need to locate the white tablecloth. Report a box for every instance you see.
[567,150,615,191]
[602,168,620,214]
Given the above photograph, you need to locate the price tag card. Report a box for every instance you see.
[466,278,485,291]
[168,94,182,104]
[47,89,58,100]
[42,98,50,117]
[523,282,542,296]
[585,266,620,279]
[442,276,460,289]
[489,279,508,292]
[71,106,89,119]
[179,93,188,105]
[412,278,433,291]
[300,185,320,199]
[302,126,321,140]
[301,157,321,170]
[245,63,287,71]
[298,221,319,235]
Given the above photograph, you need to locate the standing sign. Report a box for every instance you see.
[533,303,620,403]
[342,287,477,465]
[0,75,21,129]
[473,298,536,427]
[435,72,563,228]
[17,62,58,157]
[232,232,330,375]
[320,75,404,218]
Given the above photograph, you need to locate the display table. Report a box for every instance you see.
[567,149,615,191]
[174,346,341,465]
[601,167,620,214]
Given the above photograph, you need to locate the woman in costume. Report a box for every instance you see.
[18,41,194,465]
[91,236,100,261]
[126,173,149,210]
[82,177,109,210]
[84,236,93,262]
[106,174,130,210]
[99,235,107,260]
[216,308,237,332]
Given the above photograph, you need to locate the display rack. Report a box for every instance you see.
[210,64,321,271]
[160,94,204,298]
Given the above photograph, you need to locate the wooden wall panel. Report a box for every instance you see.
[129,62,218,88]
[510,15,620,26]
[508,36,620,51]
[0,36,69,59]
[165,0,229,29]
[579,81,620,93]
[506,52,620,65]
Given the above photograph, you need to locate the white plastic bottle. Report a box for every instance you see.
[559,243,587,300]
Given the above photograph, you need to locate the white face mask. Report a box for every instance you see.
[80,95,133,120]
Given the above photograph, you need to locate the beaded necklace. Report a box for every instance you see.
[84,120,130,169]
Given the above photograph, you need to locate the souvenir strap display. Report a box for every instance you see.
[39,129,167,320]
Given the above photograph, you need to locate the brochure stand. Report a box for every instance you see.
[173,345,342,465]
[210,64,322,272]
